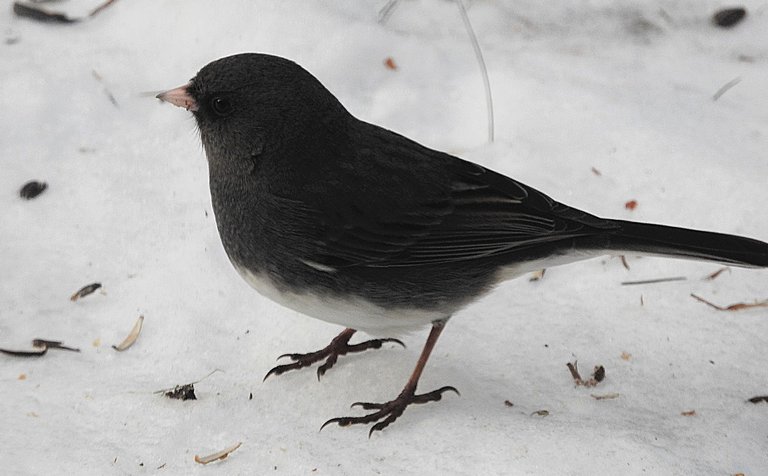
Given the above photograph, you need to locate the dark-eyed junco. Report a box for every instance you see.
[158,53,768,435]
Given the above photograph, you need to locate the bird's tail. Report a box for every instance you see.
[607,220,768,268]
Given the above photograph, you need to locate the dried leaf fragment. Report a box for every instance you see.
[590,166,602,176]
[620,352,632,361]
[529,269,546,281]
[690,294,768,312]
[681,410,696,417]
[194,442,242,465]
[624,199,638,211]
[70,283,102,301]
[530,410,549,417]
[112,315,144,351]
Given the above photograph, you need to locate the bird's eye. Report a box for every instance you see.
[210,96,233,116]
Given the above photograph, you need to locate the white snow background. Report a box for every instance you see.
[2,0,768,474]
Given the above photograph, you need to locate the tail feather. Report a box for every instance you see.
[608,220,768,268]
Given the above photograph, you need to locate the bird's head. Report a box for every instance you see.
[158,53,347,174]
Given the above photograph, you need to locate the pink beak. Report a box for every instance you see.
[156,83,199,111]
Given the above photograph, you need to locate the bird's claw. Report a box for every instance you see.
[264,334,405,381]
[321,385,459,436]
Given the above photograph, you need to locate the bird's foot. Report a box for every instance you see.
[321,385,459,436]
[264,328,404,381]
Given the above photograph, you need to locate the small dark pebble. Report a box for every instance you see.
[249,392,253,400]
[165,383,197,400]
[19,180,47,200]
[712,7,747,28]
[504,400,514,407]
[593,365,606,383]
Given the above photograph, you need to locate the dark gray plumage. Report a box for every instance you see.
[158,53,768,434]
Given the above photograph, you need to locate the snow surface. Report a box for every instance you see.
[2,1,768,474]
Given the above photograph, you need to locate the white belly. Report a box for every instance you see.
[234,265,445,335]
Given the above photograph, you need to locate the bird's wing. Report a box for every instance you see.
[291,130,619,269]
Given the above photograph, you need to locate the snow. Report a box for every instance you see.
[2,0,767,474]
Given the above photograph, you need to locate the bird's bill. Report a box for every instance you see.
[156,83,198,111]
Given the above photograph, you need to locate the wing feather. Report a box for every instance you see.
[285,125,618,269]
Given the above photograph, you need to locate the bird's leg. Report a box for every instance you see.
[321,320,459,436]
[264,328,405,381]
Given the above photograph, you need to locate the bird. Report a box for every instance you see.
[157,53,768,435]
